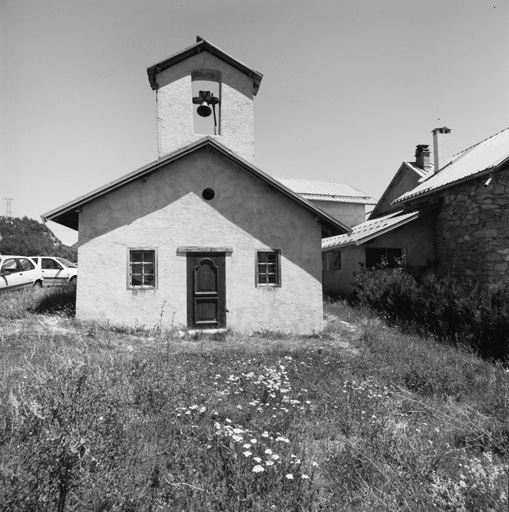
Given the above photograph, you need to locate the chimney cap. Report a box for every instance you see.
[415,144,430,155]
[432,127,451,135]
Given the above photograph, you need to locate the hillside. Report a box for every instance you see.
[0,216,77,261]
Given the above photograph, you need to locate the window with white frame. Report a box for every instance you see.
[256,251,280,286]
[128,249,156,289]
[326,251,341,271]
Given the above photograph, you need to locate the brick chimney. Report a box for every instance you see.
[415,144,431,171]
[432,127,452,172]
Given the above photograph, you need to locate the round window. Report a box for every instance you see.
[202,188,215,200]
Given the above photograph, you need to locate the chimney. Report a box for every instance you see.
[432,127,452,172]
[415,144,431,171]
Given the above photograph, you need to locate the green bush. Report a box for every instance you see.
[351,270,509,360]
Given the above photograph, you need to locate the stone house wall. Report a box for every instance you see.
[435,166,509,283]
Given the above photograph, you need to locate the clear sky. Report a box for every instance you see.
[1,0,508,246]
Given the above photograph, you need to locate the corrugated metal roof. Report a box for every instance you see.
[322,210,421,250]
[276,178,377,205]
[395,126,509,204]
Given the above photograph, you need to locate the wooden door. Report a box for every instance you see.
[187,253,226,329]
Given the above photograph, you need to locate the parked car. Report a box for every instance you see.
[0,256,44,291]
[31,256,78,286]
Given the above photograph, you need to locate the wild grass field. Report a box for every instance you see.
[0,285,508,511]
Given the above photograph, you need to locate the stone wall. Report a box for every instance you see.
[436,166,509,283]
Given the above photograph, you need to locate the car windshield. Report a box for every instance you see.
[56,257,77,268]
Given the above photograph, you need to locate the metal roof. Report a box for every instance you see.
[147,36,263,95]
[394,126,509,204]
[42,137,350,236]
[276,178,377,205]
[322,210,422,250]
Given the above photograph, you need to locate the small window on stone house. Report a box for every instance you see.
[365,248,405,269]
[192,70,221,136]
[326,251,341,271]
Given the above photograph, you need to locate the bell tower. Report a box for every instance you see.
[147,36,263,163]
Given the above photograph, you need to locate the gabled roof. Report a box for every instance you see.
[42,137,350,236]
[147,36,263,95]
[322,209,426,250]
[394,126,509,205]
[275,178,376,205]
[369,161,433,219]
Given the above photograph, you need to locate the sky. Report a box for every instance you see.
[1,0,508,246]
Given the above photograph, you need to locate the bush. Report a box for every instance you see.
[351,270,509,360]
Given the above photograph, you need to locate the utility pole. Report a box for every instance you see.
[3,198,13,217]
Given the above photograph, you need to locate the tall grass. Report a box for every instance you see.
[0,290,508,510]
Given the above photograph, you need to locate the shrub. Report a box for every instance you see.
[351,270,509,360]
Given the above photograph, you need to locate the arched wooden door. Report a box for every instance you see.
[187,253,226,329]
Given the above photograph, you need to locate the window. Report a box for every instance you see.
[128,249,156,289]
[325,251,341,271]
[365,248,404,269]
[256,251,280,286]
[19,258,35,271]
[42,258,61,270]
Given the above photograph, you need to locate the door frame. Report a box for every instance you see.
[186,252,226,329]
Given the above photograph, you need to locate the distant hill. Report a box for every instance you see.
[0,216,77,262]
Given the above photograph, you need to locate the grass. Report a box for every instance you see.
[0,286,508,510]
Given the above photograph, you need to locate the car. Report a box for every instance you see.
[0,255,44,291]
[31,256,78,286]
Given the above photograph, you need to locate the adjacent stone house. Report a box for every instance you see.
[42,37,348,333]
[395,126,509,284]
[323,125,509,296]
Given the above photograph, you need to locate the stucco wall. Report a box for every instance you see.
[323,214,436,297]
[310,201,366,227]
[372,165,422,218]
[436,167,509,283]
[76,148,323,334]
[155,52,255,162]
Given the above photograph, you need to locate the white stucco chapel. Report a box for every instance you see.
[43,36,348,333]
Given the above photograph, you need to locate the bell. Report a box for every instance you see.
[197,101,212,118]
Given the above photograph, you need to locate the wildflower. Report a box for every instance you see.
[232,428,243,434]
[250,438,257,444]
[226,418,232,423]
[262,431,270,438]
[243,451,252,457]
[285,474,294,480]
[253,457,262,463]
[252,465,265,473]
[271,454,280,461]
[301,474,310,479]
[275,436,290,443]
[232,435,243,442]
[266,460,275,466]
[311,462,318,467]
[236,405,243,409]
[243,443,252,449]
[264,448,273,455]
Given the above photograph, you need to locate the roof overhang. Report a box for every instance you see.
[392,163,507,206]
[147,36,263,95]
[42,137,350,237]
[322,207,436,251]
